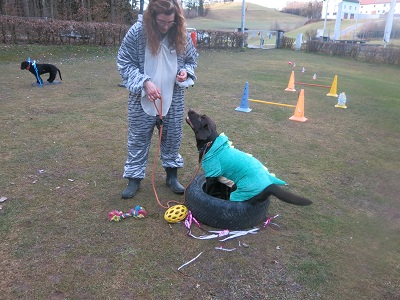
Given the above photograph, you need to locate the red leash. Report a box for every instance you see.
[150,96,209,209]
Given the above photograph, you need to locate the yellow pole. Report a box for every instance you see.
[249,99,296,108]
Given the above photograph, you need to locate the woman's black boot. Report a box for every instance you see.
[165,167,184,194]
[121,178,141,199]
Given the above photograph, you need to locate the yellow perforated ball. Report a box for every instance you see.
[164,205,188,223]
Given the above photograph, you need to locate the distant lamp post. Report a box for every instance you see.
[353,1,360,40]
[241,0,245,48]
[138,0,144,22]
[322,0,329,39]
[383,0,397,47]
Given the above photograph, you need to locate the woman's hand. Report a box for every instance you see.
[176,70,187,82]
[144,80,161,102]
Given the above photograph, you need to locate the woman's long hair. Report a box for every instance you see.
[143,0,187,55]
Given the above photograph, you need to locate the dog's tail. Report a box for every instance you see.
[247,184,312,206]
[58,69,62,80]
[268,184,312,206]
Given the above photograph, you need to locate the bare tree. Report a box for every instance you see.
[0,0,5,14]
[1,0,135,23]
[49,0,55,18]
[87,0,92,21]
[22,0,30,17]
[110,0,116,22]
[41,0,47,17]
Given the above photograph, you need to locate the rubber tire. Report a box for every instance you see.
[185,173,270,230]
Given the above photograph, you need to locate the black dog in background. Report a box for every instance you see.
[20,61,62,84]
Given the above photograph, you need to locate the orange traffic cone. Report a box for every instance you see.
[285,71,296,92]
[289,89,308,122]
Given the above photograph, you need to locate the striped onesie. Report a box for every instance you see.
[117,21,198,179]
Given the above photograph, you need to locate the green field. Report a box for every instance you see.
[0,43,399,299]
[186,2,307,31]
[186,2,400,46]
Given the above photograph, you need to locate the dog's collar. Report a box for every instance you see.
[198,141,213,154]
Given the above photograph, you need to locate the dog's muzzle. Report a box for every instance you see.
[186,117,194,129]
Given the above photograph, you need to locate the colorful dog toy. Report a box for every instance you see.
[108,205,147,222]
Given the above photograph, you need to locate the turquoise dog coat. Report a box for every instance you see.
[202,134,286,201]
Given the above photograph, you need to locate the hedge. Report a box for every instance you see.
[0,16,246,49]
[0,16,130,46]
[305,40,400,65]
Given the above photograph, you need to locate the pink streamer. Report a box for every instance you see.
[263,214,280,227]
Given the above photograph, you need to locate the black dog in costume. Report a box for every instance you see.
[20,61,62,84]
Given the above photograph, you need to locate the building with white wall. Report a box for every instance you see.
[321,0,399,20]
[359,0,400,16]
[322,0,360,20]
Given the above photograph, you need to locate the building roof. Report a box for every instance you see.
[360,0,399,5]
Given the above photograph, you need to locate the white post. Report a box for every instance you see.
[241,0,245,48]
[322,0,329,38]
[138,0,144,22]
[353,9,359,39]
[333,2,343,41]
[296,33,303,50]
[383,0,397,47]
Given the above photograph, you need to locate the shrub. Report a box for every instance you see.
[281,36,295,49]
[192,30,247,50]
[0,16,246,50]
[0,16,129,46]
[305,40,400,65]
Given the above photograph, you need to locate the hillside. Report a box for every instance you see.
[186,2,307,31]
[186,2,400,45]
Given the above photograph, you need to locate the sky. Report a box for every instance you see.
[234,0,310,10]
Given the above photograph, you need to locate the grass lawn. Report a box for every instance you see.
[186,2,306,31]
[1,44,399,299]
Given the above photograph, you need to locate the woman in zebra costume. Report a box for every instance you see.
[117,0,198,199]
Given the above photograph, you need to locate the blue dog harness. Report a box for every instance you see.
[27,57,43,87]
[202,134,286,201]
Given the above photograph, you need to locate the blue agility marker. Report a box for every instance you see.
[235,82,252,113]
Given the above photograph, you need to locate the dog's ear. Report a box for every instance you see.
[197,123,211,140]
[196,115,217,140]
